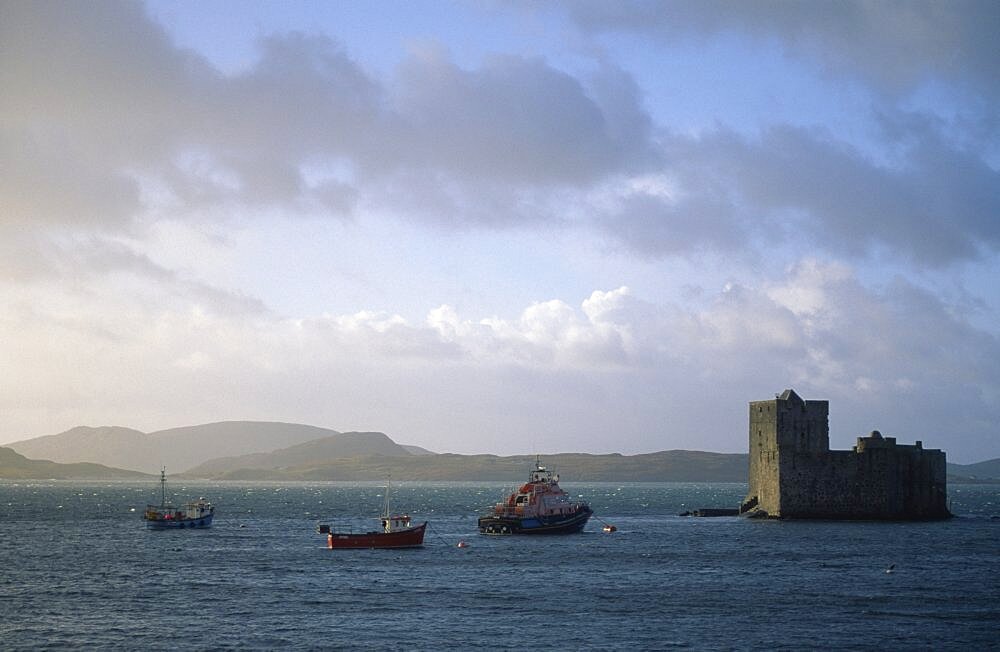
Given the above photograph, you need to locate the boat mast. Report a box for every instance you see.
[382,475,391,519]
[159,467,166,506]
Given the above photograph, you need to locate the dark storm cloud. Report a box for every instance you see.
[393,51,653,185]
[376,55,659,227]
[3,0,997,268]
[0,1,380,228]
[559,0,1000,98]
[548,0,1000,264]
[0,0,187,229]
[2,1,655,232]
[609,121,1000,265]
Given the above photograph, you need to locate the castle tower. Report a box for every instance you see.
[742,389,829,516]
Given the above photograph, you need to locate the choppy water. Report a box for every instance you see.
[1,481,997,650]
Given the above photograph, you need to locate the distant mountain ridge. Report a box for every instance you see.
[7,421,346,474]
[184,432,414,476]
[147,422,345,473]
[194,450,752,482]
[6,426,152,473]
[948,458,1000,482]
[167,448,1000,483]
[5,420,997,482]
[0,447,149,480]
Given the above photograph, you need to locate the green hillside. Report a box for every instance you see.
[6,421,346,474]
[0,447,150,480]
[948,458,1000,482]
[184,431,413,476]
[191,450,751,482]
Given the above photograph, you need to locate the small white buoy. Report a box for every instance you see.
[885,564,895,574]
[456,540,470,548]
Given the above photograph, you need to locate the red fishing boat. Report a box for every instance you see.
[318,480,426,549]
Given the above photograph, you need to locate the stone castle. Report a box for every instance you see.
[740,389,949,520]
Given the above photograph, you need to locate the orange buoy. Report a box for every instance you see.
[602,524,617,533]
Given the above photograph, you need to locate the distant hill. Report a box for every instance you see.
[7,420,997,482]
[6,426,156,472]
[147,422,342,474]
[948,458,1000,482]
[7,421,343,474]
[187,450,751,482]
[184,432,413,476]
[185,445,998,483]
[0,447,149,480]
[401,444,436,456]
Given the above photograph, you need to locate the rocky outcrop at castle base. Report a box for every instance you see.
[742,389,950,521]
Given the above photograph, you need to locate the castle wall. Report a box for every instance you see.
[743,389,949,520]
[777,446,948,519]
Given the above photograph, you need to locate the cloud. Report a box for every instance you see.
[357,51,659,229]
[1,1,380,232]
[393,50,653,185]
[2,264,997,459]
[424,289,637,367]
[0,0,209,229]
[559,0,1000,99]
[599,121,1000,265]
[1,2,656,235]
[541,1,1000,266]
[4,1,997,272]
[2,0,998,463]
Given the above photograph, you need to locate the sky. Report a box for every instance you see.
[2,1,999,463]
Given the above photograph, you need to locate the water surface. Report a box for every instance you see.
[1,481,997,650]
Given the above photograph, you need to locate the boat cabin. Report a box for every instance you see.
[527,463,559,486]
[530,466,550,483]
[382,514,412,533]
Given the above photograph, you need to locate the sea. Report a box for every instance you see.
[1,481,997,651]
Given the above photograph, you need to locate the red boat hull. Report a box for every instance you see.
[327,522,427,549]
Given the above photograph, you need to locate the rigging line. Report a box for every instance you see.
[426,525,472,549]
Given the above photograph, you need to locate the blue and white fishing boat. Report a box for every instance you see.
[144,468,214,529]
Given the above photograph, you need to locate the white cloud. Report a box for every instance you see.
[2,262,997,460]
[767,259,853,319]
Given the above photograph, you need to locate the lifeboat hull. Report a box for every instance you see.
[478,507,592,535]
[327,522,427,549]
